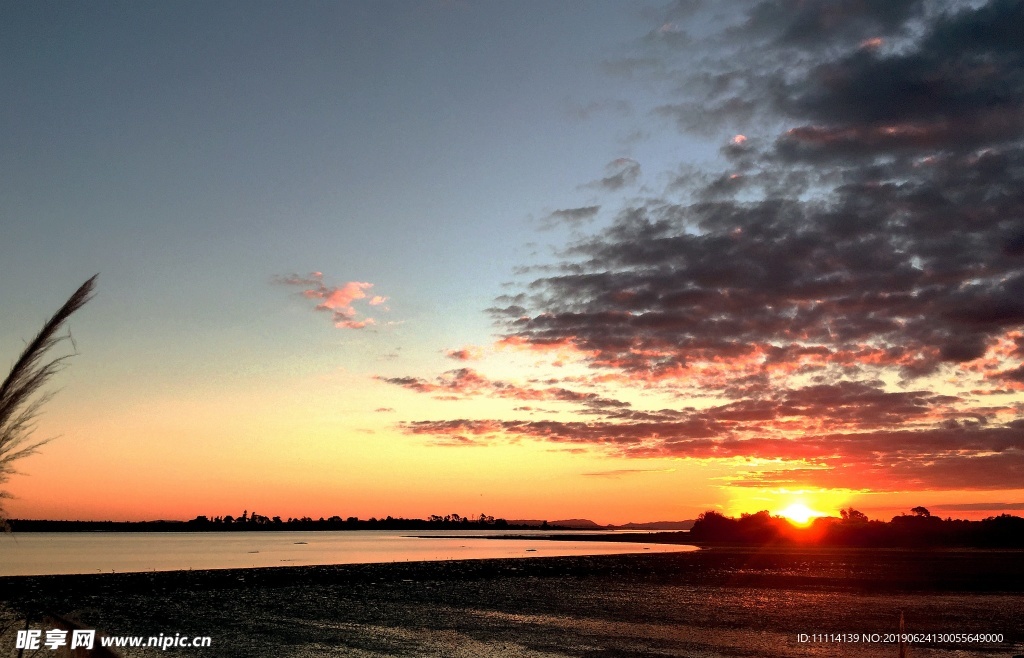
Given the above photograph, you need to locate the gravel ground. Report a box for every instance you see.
[2,548,1024,657]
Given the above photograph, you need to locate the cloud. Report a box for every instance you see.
[585,158,641,191]
[582,468,677,478]
[277,272,387,329]
[541,205,601,230]
[378,368,631,411]
[315,281,373,313]
[399,417,1024,490]
[500,2,1024,386]
[743,0,926,49]
[335,317,375,329]
[445,346,484,361]
[384,0,1024,493]
[429,435,485,448]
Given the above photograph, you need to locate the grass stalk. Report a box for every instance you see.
[0,275,97,527]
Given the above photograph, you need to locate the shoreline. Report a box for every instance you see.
[0,531,699,578]
[4,546,1024,599]
[3,548,1023,657]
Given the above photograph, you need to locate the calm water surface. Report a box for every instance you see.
[0,530,697,576]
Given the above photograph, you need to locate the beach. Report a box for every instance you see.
[3,547,1024,657]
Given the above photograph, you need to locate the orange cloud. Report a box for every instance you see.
[378,368,630,411]
[445,346,484,361]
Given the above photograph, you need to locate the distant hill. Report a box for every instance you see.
[507,519,604,529]
[552,518,604,529]
[507,519,558,528]
[609,520,695,531]
[508,519,695,530]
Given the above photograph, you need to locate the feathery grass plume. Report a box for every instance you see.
[0,275,97,528]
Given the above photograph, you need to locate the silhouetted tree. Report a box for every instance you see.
[911,506,931,517]
[840,507,869,523]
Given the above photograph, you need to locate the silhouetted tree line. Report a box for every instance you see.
[688,507,1024,548]
[182,510,514,531]
[7,511,535,532]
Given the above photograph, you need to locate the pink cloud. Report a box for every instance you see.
[277,272,388,330]
[336,318,375,329]
[316,281,372,313]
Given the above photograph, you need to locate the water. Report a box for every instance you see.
[0,530,697,576]
[1,543,1021,657]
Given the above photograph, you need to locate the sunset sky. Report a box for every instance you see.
[3,1,1023,524]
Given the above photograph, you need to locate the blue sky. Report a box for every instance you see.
[2,2,723,521]
[2,1,702,382]
[6,1,1022,523]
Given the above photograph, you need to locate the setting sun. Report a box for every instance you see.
[777,503,826,525]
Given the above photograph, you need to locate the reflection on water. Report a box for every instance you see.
[0,530,697,576]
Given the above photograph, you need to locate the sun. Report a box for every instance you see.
[777,503,825,526]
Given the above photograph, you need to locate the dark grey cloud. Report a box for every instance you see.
[377,368,631,412]
[541,205,601,230]
[742,0,927,49]
[662,0,705,22]
[585,158,641,191]
[389,0,1024,492]
[400,417,1024,490]
[503,1,1024,381]
[642,22,693,50]
[656,1,1022,138]
[771,2,1024,161]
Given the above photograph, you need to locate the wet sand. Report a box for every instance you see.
[2,547,1024,657]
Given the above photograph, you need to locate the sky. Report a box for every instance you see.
[2,0,1023,524]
